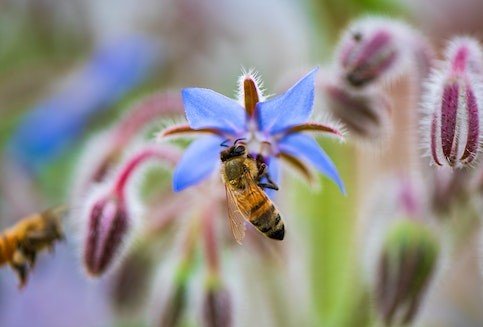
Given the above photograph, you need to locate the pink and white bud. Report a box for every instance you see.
[79,145,180,276]
[422,37,483,168]
[321,81,391,141]
[83,194,131,276]
[336,17,415,87]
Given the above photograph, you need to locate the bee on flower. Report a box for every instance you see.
[158,67,346,242]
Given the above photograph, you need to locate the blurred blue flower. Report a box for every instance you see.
[6,34,162,173]
[160,68,346,194]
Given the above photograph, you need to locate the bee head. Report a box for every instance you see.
[220,139,247,161]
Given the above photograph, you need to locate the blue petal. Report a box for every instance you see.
[182,88,246,135]
[257,67,318,134]
[173,136,223,192]
[264,157,280,199]
[278,134,345,194]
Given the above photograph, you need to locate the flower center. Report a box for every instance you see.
[242,117,276,161]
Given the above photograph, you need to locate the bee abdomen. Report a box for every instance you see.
[250,205,285,240]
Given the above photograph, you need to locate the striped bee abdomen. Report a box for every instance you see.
[249,201,285,240]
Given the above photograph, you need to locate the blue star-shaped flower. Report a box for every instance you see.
[159,68,346,194]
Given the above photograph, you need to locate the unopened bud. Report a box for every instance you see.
[375,219,439,326]
[83,195,130,276]
[79,145,179,276]
[424,37,483,168]
[323,82,391,141]
[202,276,232,327]
[337,18,410,87]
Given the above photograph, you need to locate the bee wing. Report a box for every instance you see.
[232,170,273,217]
[225,185,247,244]
[43,205,69,219]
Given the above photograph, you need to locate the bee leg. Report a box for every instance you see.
[264,174,279,190]
[12,264,28,288]
[20,248,37,267]
[27,251,37,267]
[255,154,266,170]
[257,182,279,190]
[16,242,37,268]
[256,162,279,191]
[255,161,268,180]
[11,252,29,288]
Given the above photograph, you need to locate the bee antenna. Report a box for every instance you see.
[220,139,230,147]
[234,138,247,145]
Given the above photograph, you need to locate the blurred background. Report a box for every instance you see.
[1,0,483,326]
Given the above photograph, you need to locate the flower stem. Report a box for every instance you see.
[113,92,184,147]
[202,201,219,276]
[113,146,180,201]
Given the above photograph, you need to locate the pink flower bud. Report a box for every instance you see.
[423,37,483,167]
[336,18,411,87]
[84,195,130,276]
[80,145,180,276]
[202,287,232,327]
[322,82,391,141]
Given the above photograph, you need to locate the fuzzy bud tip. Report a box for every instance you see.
[426,37,483,168]
[83,196,130,276]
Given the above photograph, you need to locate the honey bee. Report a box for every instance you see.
[220,139,285,244]
[0,206,66,287]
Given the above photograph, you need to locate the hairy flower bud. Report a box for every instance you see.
[375,219,439,326]
[202,286,232,327]
[423,37,483,167]
[322,82,391,141]
[79,145,179,276]
[336,17,412,87]
[84,195,130,276]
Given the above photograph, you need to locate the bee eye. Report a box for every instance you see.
[232,145,245,155]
